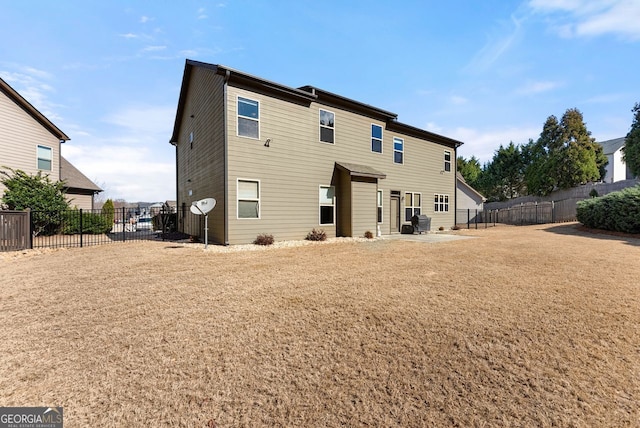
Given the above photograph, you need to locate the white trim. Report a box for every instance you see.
[444,150,452,173]
[319,108,335,144]
[237,178,261,219]
[434,193,450,213]
[371,123,383,154]
[393,137,404,164]
[319,184,335,225]
[36,144,52,171]
[404,191,422,221]
[237,96,260,140]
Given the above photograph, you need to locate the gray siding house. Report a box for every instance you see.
[0,77,101,209]
[170,60,464,245]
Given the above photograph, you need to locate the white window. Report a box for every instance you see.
[319,185,335,225]
[404,192,421,221]
[319,109,335,144]
[237,97,259,139]
[444,150,452,172]
[37,145,52,171]
[434,194,449,212]
[393,137,404,164]
[237,179,260,218]
[377,189,383,223]
[371,124,383,153]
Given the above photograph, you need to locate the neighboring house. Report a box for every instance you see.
[0,77,101,208]
[61,156,102,210]
[456,172,485,211]
[600,137,635,183]
[170,60,464,245]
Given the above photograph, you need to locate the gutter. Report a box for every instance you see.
[223,69,230,246]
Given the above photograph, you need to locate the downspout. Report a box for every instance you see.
[223,69,230,245]
[454,144,458,227]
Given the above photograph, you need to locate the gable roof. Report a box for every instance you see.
[60,156,102,192]
[335,161,387,179]
[0,77,70,141]
[456,172,485,201]
[599,137,625,155]
[170,60,464,149]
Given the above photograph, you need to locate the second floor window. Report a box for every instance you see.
[37,145,52,171]
[319,109,335,144]
[444,150,451,172]
[393,137,404,164]
[238,97,259,139]
[371,124,383,153]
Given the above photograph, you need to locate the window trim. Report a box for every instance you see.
[37,145,52,171]
[319,108,335,144]
[237,178,261,219]
[371,123,383,154]
[434,193,450,213]
[393,137,404,164]
[319,185,335,225]
[377,189,383,224]
[404,191,422,221]
[444,150,452,172]
[237,96,260,140]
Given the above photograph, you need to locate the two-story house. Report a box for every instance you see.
[170,60,463,245]
[0,77,101,210]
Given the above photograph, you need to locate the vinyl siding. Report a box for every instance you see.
[224,86,457,244]
[66,193,94,211]
[0,90,60,196]
[175,67,226,243]
[350,178,377,238]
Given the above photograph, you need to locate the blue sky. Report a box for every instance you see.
[2,0,639,202]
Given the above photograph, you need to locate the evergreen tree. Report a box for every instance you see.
[456,155,482,188]
[622,103,640,177]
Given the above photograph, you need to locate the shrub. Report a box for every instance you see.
[451,225,460,230]
[61,209,112,235]
[364,230,374,239]
[305,228,327,241]
[102,199,115,226]
[589,188,599,198]
[253,233,274,245]
[576,185,640,234]
[438,226,445,231]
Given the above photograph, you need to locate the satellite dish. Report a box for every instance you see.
[190,198,216,215]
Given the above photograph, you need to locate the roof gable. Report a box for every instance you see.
[0,77,70,141]
[598,137,625,155]
[60,156,102,192]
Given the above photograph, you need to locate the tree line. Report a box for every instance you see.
[458,104,640,202]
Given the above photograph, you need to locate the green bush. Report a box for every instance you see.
[102,199,115,226]
[576,185,640,234]
[61,209,112,235]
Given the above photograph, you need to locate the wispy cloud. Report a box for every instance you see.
[450,95,469,105]
[465,13,526,72]
[142,45,167,53]
[140,15,154,24]
[197,7,208,19]
[119,33,139,39]
[529,0,640,40]
[0,67,63,121]
[515,80,563,95]
[450,125,540,163]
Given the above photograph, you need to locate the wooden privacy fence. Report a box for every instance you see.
[0,210,31,251]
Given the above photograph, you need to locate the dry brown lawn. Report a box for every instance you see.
[1,223,639,427]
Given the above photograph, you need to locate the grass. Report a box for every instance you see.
[1,223,639,427]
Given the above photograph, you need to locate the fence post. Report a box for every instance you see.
[474,209,478,229]
[26,208,33,249]
[467,209,470,229]
[79,208,84,248]
[552,201,556,223]
[122,207,126,242]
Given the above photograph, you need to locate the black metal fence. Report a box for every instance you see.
[1,206,204,251]
[457,200,576,229]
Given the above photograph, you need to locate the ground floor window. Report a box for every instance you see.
[404,192,421,221]
[434,194,449,212]
[377,189,383,223]
[319,185,335,225]
[238,179,260,218]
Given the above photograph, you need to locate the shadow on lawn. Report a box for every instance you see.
[542,223,640,247]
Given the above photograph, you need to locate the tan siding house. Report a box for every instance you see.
[170,60,464,245]
[0,78,101,209]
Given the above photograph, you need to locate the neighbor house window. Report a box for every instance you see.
[37,145,52,171]
[237,96,259,139]
[444,150,451,172]
[377,189,383,223]
[393,137,404,164]
[405,192,421,221]
[319,185,335,225]
[237,179,260,218]
[371,124,383,153]
[434,194,449,212]
[319,109,335,144]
